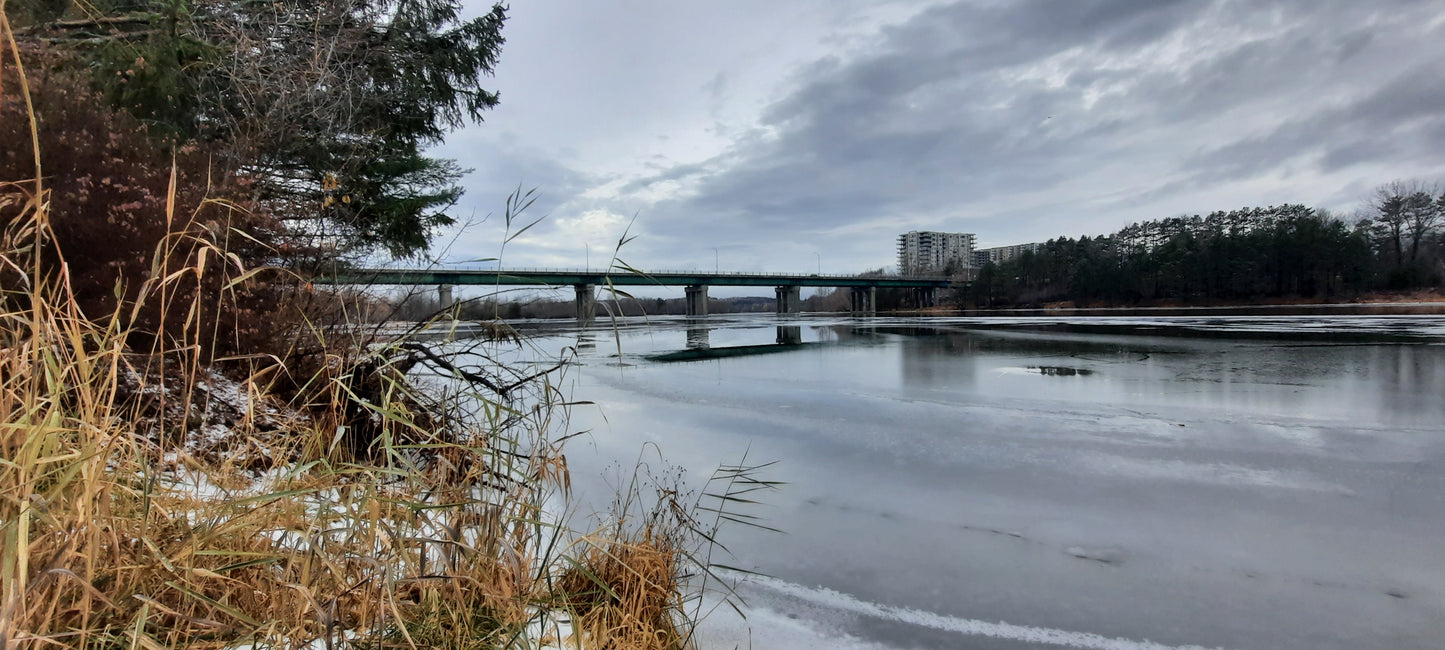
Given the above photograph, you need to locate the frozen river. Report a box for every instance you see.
[500,314,1445,649]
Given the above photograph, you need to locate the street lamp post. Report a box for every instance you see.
[814,251,821,275]
[713,247,719,274]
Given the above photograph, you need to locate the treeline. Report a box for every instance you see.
[963,187,1444,307]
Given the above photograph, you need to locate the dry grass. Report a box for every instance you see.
[0,10,761,647]
[555,535,684,650]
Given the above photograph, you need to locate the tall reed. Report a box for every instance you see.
[1,9,771,647]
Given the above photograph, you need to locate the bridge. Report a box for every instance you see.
[323,268,956,322]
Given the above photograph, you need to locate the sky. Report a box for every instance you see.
[430,0,1445,283]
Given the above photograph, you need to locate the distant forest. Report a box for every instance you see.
[961,183,1444,308]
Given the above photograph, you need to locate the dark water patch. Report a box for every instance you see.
[834,325,1189,359]
[1029,366,1094,376]
[647,341,821,362]
[1065,545,1126,565]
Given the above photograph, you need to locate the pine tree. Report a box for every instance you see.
[16,0,508,259]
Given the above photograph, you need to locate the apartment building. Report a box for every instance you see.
[897,231,976,275]
[973,242,1043,266]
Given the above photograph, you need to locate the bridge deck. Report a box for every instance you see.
[325,268,956,289]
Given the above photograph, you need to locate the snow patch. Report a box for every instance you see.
[729,571,1237,650]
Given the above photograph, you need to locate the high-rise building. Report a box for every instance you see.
[972,242,1044,267]
[897,231,976,275]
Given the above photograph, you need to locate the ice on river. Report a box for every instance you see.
[470,314,1445,649]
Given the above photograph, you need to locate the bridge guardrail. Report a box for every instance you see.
[346,266,952,281]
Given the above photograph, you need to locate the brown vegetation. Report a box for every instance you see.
[1,16,749,648]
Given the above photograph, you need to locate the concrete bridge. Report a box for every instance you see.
[323,268,955,322]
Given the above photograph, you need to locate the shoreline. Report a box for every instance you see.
[907,290,1445,317]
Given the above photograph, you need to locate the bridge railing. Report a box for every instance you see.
[360,266,952,281]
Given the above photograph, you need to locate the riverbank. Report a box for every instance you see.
[907,289,1445,317]
[1068,288,1445,308]
[1,184,709,650]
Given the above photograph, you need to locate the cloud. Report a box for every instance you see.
[520,208,631,252]
[434,0,1445,274]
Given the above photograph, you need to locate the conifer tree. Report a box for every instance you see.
[14,0,507,258]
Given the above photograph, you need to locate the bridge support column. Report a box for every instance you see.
[438,285,454,310]
[776,325,802,345]
[849,287,876,317]
[685,285,709,317]
[575,284,595,324]
[913,287,936,309]
[774,285,801,314]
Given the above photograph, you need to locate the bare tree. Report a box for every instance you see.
[1402,188,1440,265]
[1367,181,1441,269]
[1370,182,1411,268]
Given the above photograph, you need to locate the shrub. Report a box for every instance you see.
[0,62,291,364]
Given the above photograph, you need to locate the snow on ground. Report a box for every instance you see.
[695,571,1237,650]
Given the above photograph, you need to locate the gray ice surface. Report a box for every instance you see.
[472,314,1445,649]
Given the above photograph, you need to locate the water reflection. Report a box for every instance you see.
[648,322,814,362]
[685,319,710,350]
[503,315,1445,425]
[1360,344,1445,421]
[873,322,1445,424]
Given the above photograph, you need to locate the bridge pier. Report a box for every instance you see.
[776,325,802,345]
[685,285,709,317]
[324,269,953,321]
[849,286,876,316]
[575,284,595,324]
[774,285,801,314]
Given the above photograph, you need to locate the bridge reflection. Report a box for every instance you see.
[686,320,710,349]
[647,322,810,362]
[677,320,803,350]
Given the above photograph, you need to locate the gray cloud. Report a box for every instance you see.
[430,133,596,263]
[440,0,1445,274]
[1186,58,1445,185]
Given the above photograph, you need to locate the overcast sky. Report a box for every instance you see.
[431,0,1445,279]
